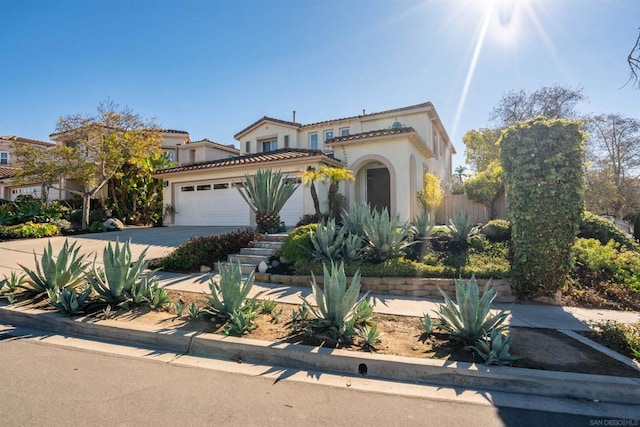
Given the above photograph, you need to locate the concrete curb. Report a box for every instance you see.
[1,303,639,405]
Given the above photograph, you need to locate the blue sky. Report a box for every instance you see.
[1,0,638,169]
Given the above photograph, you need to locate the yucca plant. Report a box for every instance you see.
[205,261,256,320]
[308,218,345,261]
[447,211,474,250]
[225,310,256,336]
[87,240,151,305]
[421,313,433,335]
[302,261,370,340]
[237,168,299,232]
[360,323,383,351]
[341,202,372,237]
[146,279,171,310]
[46,286,92,315]
[437,275,507,342]
[362,208,414,262]
[20,240,89,294]
[471,328,521,366]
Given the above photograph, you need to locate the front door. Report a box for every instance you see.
[366,167,390,213]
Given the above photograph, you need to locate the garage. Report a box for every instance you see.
[173,180,250,226]
[173,179,304,227]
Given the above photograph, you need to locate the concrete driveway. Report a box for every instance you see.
[0,226,241,277]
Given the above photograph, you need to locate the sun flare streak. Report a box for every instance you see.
[451,1,496,141]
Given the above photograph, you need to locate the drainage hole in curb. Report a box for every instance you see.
[358,363,368,376]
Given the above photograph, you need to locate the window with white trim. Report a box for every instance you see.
[284,135,289,148]
[261,139,277,152]
[245,141,251,153]
[340,128,349,136]
[164,151,174,162]
[0,152,8,165]
[309,133,318,150]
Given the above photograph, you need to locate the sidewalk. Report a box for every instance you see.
[157,271,640,332]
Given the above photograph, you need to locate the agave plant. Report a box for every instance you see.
[205,261,256,320]
[46,286,92,315]
[362,208,414,262]
[0,272,26,297]
[20,240,90,294]
[237,168,299,233]
[87,240,151,305]
[302,261,369,340]
[308,218,345,261]
[342,233,364,261]
[471,328,521,366]
[341,202,372,237]
[360,323,383,350]
[146,279,171,310]
[447,211,473,249]
[224,310,256,336]
[436,275,507,342]
[421,313,433,335]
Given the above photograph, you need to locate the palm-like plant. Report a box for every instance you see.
[319,166,354,220]
[237,168,299,232]
[300,166,322,218]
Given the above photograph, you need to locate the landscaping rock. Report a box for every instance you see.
[103,218,124,230]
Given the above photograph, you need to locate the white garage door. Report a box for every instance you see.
[174,181,250,226]
[279,182,304,227]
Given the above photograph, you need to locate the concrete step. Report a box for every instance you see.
[240,247,278,257]
[228,254,270,265]
[260,233,288,242]
[251,241,284,250]
[216,261,256,275]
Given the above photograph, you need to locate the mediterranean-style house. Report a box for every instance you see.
[0,135,55,200]
[155,102,456,226]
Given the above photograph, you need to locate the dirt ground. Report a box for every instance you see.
[64,289,640,378]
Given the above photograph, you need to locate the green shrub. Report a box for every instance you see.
[161,228,261,272]
[480,219,511,242]
[500,118,585,299]
[89,221,105,232]
[590,321,640,361]
[579,212,639,251]
[1,222,59,239]
[70,209,104,225]
[573,238,640,293]
[279,224,316,264]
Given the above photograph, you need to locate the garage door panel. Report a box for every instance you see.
[174,182,250,226]
[279,185,304,227]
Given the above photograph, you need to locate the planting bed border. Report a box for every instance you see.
[1,302,638,405]
[254,273,516,303]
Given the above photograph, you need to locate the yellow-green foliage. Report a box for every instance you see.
[573,238,640,292]
[463,161,504,219]
[417,172,444,214]
[279,224,317,264]
[500,118,586,299]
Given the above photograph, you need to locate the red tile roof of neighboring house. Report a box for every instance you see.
[187,138,239,152]
[325,127,416,144]
[0,166,18,179]
[159,129,189,135]
[234,116,302,139]
[155,148,340,175]
[50,126,189,138]
[0,135,53,147]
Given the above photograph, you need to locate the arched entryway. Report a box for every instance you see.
[349,155,396,215]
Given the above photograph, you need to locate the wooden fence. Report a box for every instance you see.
[434,193,507,225]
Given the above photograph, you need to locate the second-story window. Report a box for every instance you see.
[284,135,289,148]
[340,128,350,136]
[245,141,251,153]
[309,133,318,150]
[324,130,334,141]
[0,152,8,165]
[164,151,174,162]
[261,139,277,152]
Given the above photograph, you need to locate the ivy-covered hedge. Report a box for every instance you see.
[579,212,639,251]
[500,118,586,299]
[160,228,261,272]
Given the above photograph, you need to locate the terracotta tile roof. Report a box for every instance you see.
[187,138,239,152]
[0,166,18,179]
[51,126,189,138]
[155,148,339,176]
[159,129,189,135]
[326,127,416,144]
[234,116,302,139]
[0,135,53,147]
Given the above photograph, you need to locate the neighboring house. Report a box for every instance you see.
[0,135,56,201]
[156,101,456,226]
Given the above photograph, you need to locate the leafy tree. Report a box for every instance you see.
[490,85,586,128]
[300,166,322,218]
[318,166,354,220]
[16,100,161,229]
[585,114,640,220]
[462,128,501,173]
[12,143,59,203]
[463,161,504,220]
[417,172,444,220]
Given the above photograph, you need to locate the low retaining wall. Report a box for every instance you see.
[254,273,516,303]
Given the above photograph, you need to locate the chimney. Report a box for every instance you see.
[362,109,366,115]
[293,110,296,122]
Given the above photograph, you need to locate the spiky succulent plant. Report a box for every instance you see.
[205,261,256,320]
[46,286,93,315]
[20,240,89,294]
[471,328,521,365]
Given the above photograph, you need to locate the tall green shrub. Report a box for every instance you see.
[500,118,586,299]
